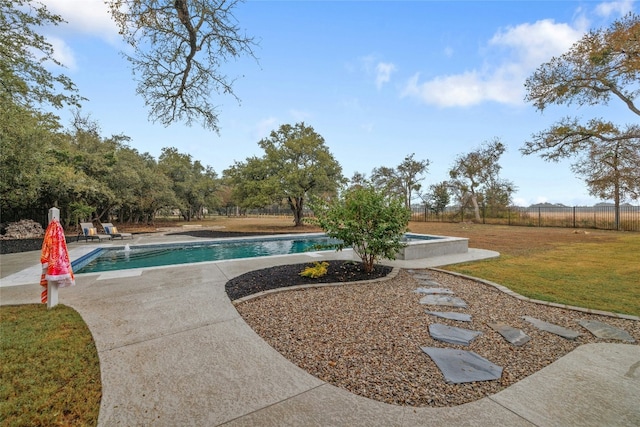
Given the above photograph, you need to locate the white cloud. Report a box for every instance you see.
[375,62,397,90]
[358,55,397,89]
[41,0,119,42]
[512,197,528,207]
[595,0,634,18]
[254,117,278,139]
[48,36,77,70]
[289,109,312,122]
[402,19,585,107]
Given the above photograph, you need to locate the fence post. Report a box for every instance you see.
[538,207,541,227]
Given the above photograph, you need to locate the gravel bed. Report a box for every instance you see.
[234,268,639,408]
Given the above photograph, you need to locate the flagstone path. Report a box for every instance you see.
[408,269,637,385]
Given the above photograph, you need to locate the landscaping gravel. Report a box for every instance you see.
[233,268,640,408]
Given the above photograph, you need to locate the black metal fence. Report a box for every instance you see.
[5,204,640,232]
[411,205,640,231]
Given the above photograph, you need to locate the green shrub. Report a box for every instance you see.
[309,186,410,272]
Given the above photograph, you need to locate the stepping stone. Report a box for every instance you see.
[420,294,468,308]
[578,320,636,343]
[421,347,503,384]
[416,279,442,287]
[488,322,531,346]
[410,273,432,280]
[414,287,454,295]
[425,311,472,322]
[522,316,580,340]
[429,323,482,346]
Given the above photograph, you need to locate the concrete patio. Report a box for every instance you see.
[1,232,638,426]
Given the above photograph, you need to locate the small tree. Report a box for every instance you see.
[310,186,410,273]
[371,153,430,209]
[448,139,514,222]
[422,181,450,218]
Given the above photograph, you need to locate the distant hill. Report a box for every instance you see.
[528,202,569,208]
[595,202,634,207]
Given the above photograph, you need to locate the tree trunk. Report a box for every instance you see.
[288,196,304,226]
[471,193,482,222]
[614,181,621,230]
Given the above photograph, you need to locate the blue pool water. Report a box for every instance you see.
[73,233,440,274]
[73,235,339,274]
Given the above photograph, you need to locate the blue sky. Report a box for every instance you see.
[40,0,638,206]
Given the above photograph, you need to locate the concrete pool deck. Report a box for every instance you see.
[1,232,638,426]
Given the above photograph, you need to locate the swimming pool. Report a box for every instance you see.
[73,234,339,274]
[72,232,468,274]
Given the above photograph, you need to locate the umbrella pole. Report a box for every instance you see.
[47,282,59,309]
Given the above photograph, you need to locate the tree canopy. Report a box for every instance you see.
[522,13,640,228]
[0,0,82,110]
[371,153,430,209]
[449,139,515,222]
[106,0,257,131]
[224,122,344,226]
[525,13,640,116]
[522,118,640,228]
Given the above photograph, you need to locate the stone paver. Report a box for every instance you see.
[416,279,443,287]
[429,323,482,346]
[425,310,472,322]
[488,322,531,346]
[578,320,636,343]
[421,347,503,384]
[409,273,433,281]
[414,287,454,295]
[420,294,468,308]
[522,316,581,340]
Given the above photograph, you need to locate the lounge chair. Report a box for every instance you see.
[78,222,112,242]
[101,222,133,240]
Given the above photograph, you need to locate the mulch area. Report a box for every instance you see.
[225,261,392,300]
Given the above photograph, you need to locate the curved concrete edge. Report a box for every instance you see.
[432,268,640,321]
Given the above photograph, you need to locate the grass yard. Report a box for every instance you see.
[1,216,638,425]
[407,221,640,317]
[0,304,101,426]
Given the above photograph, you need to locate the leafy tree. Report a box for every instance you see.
[371,153,430,209]
[224,122,344,226]
[158,147,219,221]
[422,181,450,217]
[0,0,82,110]
[524,13,640,116]
[0,102,58,212]
[310,186,410,273]
[448,139,515,222]
[523,13,640,228]
[522,119,640,229]
[106,0,257,131]
[348,171,369,189]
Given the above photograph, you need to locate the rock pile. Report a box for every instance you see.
[1,220,44,239]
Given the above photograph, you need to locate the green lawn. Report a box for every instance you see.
[0,304,101,427]
[443,234,640,316]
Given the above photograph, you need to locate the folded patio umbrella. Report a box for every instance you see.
[40,219,75,303]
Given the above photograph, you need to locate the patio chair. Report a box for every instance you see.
[78,222,112,242]
[101,222,133,240]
